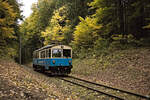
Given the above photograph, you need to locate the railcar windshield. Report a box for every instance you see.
[52,49,62,57]
[63,49,71,58]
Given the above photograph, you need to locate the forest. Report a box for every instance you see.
[0,0,150,63]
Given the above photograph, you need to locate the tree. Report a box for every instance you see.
[0,0,21,58]
[126,0,150,39]
[89,0,150,41]
[143,4,150,29]
[41,5,72,45]
[0,0,17,40]
[73,16,102,48]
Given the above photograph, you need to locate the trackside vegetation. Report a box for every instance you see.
[0,0,150,62]
[19,0,150,63]
[0,0,21,59]
[0,0,150,63]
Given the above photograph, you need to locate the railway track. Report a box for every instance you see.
[22,65,150,100]
[58,76,150,100]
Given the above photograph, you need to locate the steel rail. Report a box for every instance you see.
[22,66,124,99]
[68,76,150,100]
[60,78,124,100]
[22,65,150,100]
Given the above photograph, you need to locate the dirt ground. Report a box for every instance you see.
[0,76,44,100]
[72,47,150,96]
[0,47,150,100]
[0,60,65,100]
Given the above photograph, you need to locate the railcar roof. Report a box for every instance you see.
[35,45,54,52]
[34,44,71,52]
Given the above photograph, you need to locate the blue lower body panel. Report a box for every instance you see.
[33,58,72,74]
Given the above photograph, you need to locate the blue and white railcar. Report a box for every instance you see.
[33,45,72,74]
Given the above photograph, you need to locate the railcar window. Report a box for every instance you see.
[52,49,62,57]
[35,52,37,58]
[37,51,39,58]
[49,49,51,58]
[41,51,43,58]
[46,49,49,58]
[33,52,36,58]
[35,52,36,58]
[36,52,38,58]
[41,51,45,58]
[43,50,45,58]
[40,52,43,58]
[63,49,71,57]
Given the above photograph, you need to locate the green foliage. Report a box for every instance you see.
[0,0,21,59]
[143,17,150,29]
[126,0,150,39]
[20,0,150,61]
[19,0,57,62]
[20,0,58,47]
[19,0,92,63]
[19,0,88,62]
[93,38,109,56]
[73,16,102,47]
[41,5,72,45]
[0,0,17,39]
[144,24,150,29]
[90,0,119,36]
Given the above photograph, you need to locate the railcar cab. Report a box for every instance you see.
[51,45,72,58]
[33,45,72,74]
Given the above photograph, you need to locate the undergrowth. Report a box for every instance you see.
[72,46,150,76]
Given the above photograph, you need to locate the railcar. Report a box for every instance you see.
[33,45,72,75]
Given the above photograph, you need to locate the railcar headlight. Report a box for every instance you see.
[52,60,55,64]
[69,60,71,64]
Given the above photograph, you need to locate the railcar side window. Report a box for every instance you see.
[46,49,49,58]
[33,52,36,58]
[37,51,39,58]
[43,50,45,58]
[52,49,62,57]
[63,49,71,57]
[49,49,51,58]
[40,51,42,58]
[35,52,37,58]
[41,51,45,58]
[36,51,38,58]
